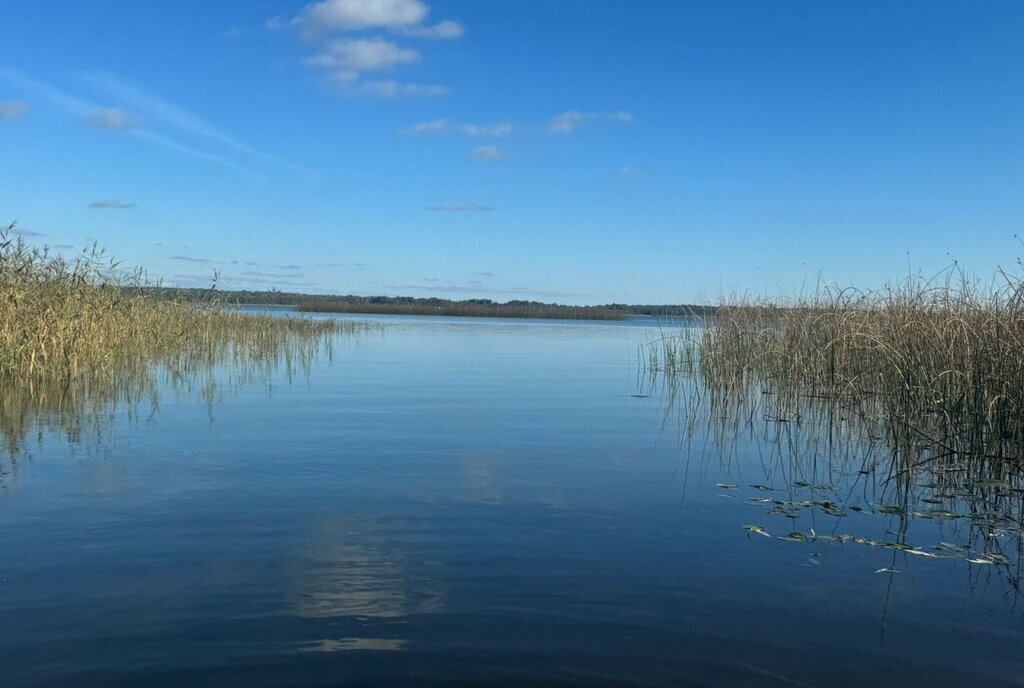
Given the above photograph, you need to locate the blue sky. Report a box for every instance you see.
[1,1,1022,304]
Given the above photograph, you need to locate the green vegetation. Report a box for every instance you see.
[651,264,1024,466]
[154,287,718,320]
[0,223,361,454]
[295,297,629,320]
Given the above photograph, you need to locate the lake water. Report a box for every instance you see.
[1,315,1022,687]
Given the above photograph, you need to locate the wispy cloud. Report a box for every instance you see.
[80,72,314,177]
[0,69,261,176]
[89,199,136,209]
[404,118,511,136]
[83,107,141,129]
[9,227,47,238]
[396,20,463,40]
[549,110,633,134]
[0,100,30,120]
[358,80,448,98]
[381,282,582,299]
[241,270,306,279]
[427,203,494,212]
[168,255,211,263]
[470,145,505,161]
[407,117,449,134]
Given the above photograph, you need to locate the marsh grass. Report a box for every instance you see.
[652,264,1024,468]
[647,264,1024,598]
[0,223,364,455]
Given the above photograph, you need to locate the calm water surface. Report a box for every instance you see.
[1,315,1021,687]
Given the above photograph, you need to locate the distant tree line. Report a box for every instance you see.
[140,287,718,320]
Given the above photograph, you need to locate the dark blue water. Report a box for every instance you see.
[1,316,1021,687]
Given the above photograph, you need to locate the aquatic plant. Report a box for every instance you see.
[647,263,1024,600]
[0,222,364,454]
[651,263,1024,467]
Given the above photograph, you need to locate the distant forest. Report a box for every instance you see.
[143,287,719,319]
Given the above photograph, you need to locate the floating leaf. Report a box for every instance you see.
[743,524,771,538]
[716,483,739,489]
[875,568,901,574]
[877,505,907,515]
[778,532,807,542]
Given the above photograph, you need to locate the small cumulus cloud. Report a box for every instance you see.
[427,203,494,212]
[0,100,30,120]
[457,122,512,137]
[88,200,136,209]
[549,110,634,134]
[282,0,461,96]
[293,0,429,35]
[403,118,511,136]
[470,145,506,161]
[291,0,462,39]
[406,117,449,134]
[306,38,421,83]
[168,255,211,263]
[397,19,464,40]
[359,80,448,98]
[83,107,141,130]
[474,272,495,277]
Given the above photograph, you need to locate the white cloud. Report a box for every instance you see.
[83,107,141,129]
[89,200,136,209]
[359,80,448,98]
[307,38,420,82]
[80,72,314,178]
[396,19,463,39]
[294,0,429,35]
[548,111,592,134]
[406,117,450,133]
[456,122,512,137]
[470,145,506,161]
[283,1,461,95]
[0,101,29,120]
[426,203,494,212]
[549,110,634,134]
[404,119,511,136]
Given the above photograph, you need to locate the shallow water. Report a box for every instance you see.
[1,315,1021,687]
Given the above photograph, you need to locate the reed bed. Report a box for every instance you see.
[0,224,362,454]
[651,265,1024,468]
